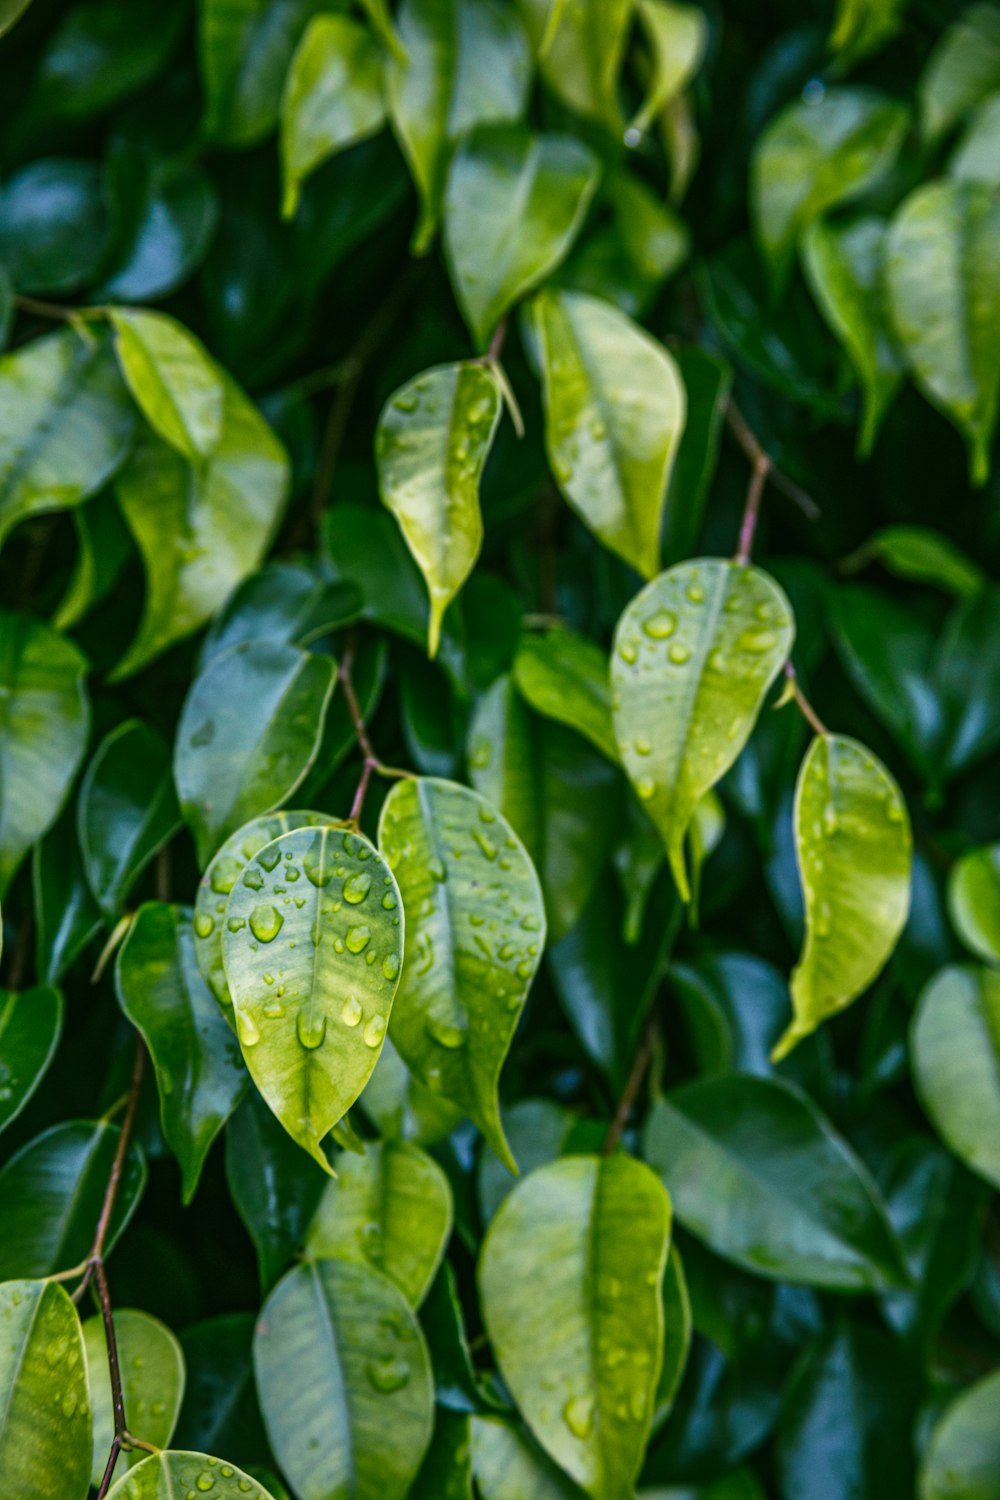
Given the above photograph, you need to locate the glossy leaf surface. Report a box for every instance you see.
[110,308,225,463]
[83,1309,185,1485]
[0,1280,91,1500]
[78,719,181,916]
[106,1452,278,1499]
[512,627,616,761]
[911,965,1000,1191]
[0,986,62,1134]
[947,844,1000,962]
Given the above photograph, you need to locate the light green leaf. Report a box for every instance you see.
[0,611,90,894]
[920,1368,1000,1499]
[0,328,134,551]
[531,287,686,577]
[0,1280,91,1500]
[886,179,1000,486]
[559,169,689,320]
[195,810,334,1019]
[109,309,225,463]
[516,0,631,131]
[281,15,386,219]
[222,825,403,1170]
[83,1310,185,1486]
[358,0,406,59]
[112,378,290,678]
[472,1415,584,1499]
[78,719,181,917]
[174,642,337,866]
[378,777,545,1172]
[751,88,908,291]
[479,1154,671,1499]
[912,965,1000,1191]
[919,2,1000,141]
[387,0,531,253]
[0,1121,145,1279]
[632,0,707,135]
[304,1139,452,1307]
[117,903,248,1202]
[802,216,904,455]
[513,627,616,761]
[107,1452,278,1499]
[611,559,793,901]
[0,986,63,1134]
[375,362,502,657]
[254,1260,434,1500]
[0,0,33,39]
[948,845,1000,962]
[842,524,985,598]
[829,0,907,69]
[777,733,911,1060]
[644,1075,909,1290]
[199,0,325,147]
[444,125,599,350]
[950,90,1000,186]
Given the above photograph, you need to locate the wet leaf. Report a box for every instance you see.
[472,1414,584,1499]
[199,0,324,147]
[109,309,226,463]
[0,1280,91,1500]
[632,0,707,135]
[106,1451,278,1499]
[0,986,63,1135]
[32,804,102,985]
[842,524,985,598]
[912,965,1000,1191]
[83,1309,185,1486]
[78,719,181,916]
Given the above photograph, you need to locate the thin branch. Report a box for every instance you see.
[726,400,820,564]
[477,317,509,366]
[338,635,411,827]
[735,449,771,566]
[73,1039,146,1305]
[603,1010,660,1155]
[12,294,87,321]
[783,661,829,738]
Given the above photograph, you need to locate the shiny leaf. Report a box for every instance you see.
[0,1280,91,1500]
[199,0,325,147]
[517,0,631,131]
[632,0,707,135]
[78,719,181,916]
[912,965,1000,1191]
[106,1451,278,1499]
[83,1309,185,1485]
[0,986,63,1135]
[948,844,1000,962]
[919,2,1000,140]
[109,309,226,463]
[225,1088,327,1291]
[920,1368,1000,1500]
[472,1414,584,1499]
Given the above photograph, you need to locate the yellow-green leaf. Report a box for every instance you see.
[109,309,225,463]
[106,1451,278,1499]
[611,559,794,901]
[0,1280,91,1500]
[918,2,1000,141]
[516,0,631,131]
[776,733,911,1060]
[631,0,707,135]
[948,844,1000,963]
[512,627,616,761]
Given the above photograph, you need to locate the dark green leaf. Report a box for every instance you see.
[78,720,181,916]
[0,986,63,1134]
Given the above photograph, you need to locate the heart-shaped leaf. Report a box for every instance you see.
[0,985,62,1134]
[83,1310,185,1486]
[444,124,599,349]
[912,964,1000,1190]
[254,1260,434,1500]
[117,902,248,1202]
[222,825,404,1169]
[78,719,181,917]
[378,777,545,1171]
[376,362,502,656]
[530,288,686,579]
[479,1154,671,1499]
[776,733,911,1060]
[175,643,337,866]
[611,559,794,901]
[0,1280,91,1500]
[305,1139,452,1307]
[109,309,225,463]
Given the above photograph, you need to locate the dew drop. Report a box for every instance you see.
[242,866,265,892]
[297,1006,327,1050]
[642,609,676,640]
[427,1019,466,1049]
[472,829,497,860]
[382,953,400,981]
[249,905,284,943]
[563,1394,595,1438]
[343,871,372,904]
[236,1012,261,1048]
[366,1355,410,1393]
[364,1014,386,1048]
[346,924,371,954]
[341,996,362,1027]
[618,639,639,665]
[668,642,691,664]
[637,778,656,801]
[259,844,282,872]
[193,912,214,939]
[210,857,242,895]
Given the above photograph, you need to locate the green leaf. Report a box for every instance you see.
[0,611,90,894]
[174,1314,265,1462]
[559,170,689,320]
[358,1033,463,1147]
[479,1154,671,1499]
[611,559,794,901]
[200,563,361,668]
[950,91,1000,187]
[0,0,33,39]
[79,719,181,916]
[199,0,326,147]
[411,1410,474,1500]
[0,159,108,295]
[0,986,63,1134]
[116,903,248,1202]
[378,777,546,1172]
[107,1451,278,1499]
[948,844,1000,962]
[109,309,225,463]
[516,0,632,131]
[24,1,187,121]
[281,15,386,219]
[776,733,911,1060]
[305,1139,452,1306]
[886,179,1000,486]
[386,0,531,253]
[222,825,404,1170]
[919,2,1000,141]
[83,1309,185,1486]
[802,216,904,455]
[477,1098,577,1226]
[112,377,290,678]
[0,328,134,550]
[829,0,907,69]
[54,492,134,631]
[653,1245,691,1431]
[376,362,502,657]
[99,152,219,303]
[32,804,102,984]
[0,1120,145,1278]
[912,965,1000,1191]
[444,125,600,350]
[631,0,707,135]
[644,1075,909,1290]
[751,88,908,292]
[842,524,985,598]
[530,287,686,577]
[472,1415,585,1499]
[513,627,616,761]
[196,811,334,1018]
[174,643,337,866]
[225,1087,327,1291]
[0,1280,91,1500]
[920,1368,1000,1499]
[661,347,732,567]
[254,1260,434,1500]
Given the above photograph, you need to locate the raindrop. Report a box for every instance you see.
[297,1007,327,1050]
[668,643,691,664]
[642,610,676,640]
[563,1394,595,1438]
[259,845,282,872]
[366,1355,410,1393]
[364,1014,387,1048]
[427,1019,466,1049]
[346,924,372,954]
[194,912,214,939]
[210,858,242,895]
[382,953,400,981]
[341,997,362,1027]
[249,905,284,943]
[343,872,372,905]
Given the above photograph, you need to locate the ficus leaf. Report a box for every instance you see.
[631,0,707,135]
[512,626,616,761]
[222,825,404,1170]
[653,1246,692,1432]
[776,733,911,1061]
[0,985,63,1134]
[376,362,502,657]
[918,2,1000,141]
[530,287,686,578]
[515,0,631,131]
[478,1154,671,1499]
[0,1280,91,1500]
[32,805,102,985]
[911,965,1000,1191]
[842,524,985,598]
[174,642,337,867]
[109,308,226,463]
[611,559,794,902]
[920,1368,1000,1499]
[947,844,1000,963]
[78,719,181,917]
[304,1138,453,1307]
[951,92,1000,188]
[444,124,599,350]
[472,1414,583,1500]
[116,902,248,1202]
[106,1451,279,1499]
[254,1260,434,1500]
[199,0,321,148]
[378,777,545,1172]
[886,179,1000,486]
[82,1309,185,1486]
